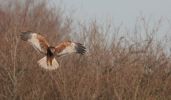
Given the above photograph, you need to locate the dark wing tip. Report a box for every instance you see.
[75,43,86,55]
[20,31,32,41]
[20,31,32,34]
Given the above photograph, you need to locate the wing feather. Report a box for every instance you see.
[21,32,49,54]
[37,34,49,52]
[55,41,86,57]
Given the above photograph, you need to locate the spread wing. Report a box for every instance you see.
[20,32,49,54]
[55,41,86,57]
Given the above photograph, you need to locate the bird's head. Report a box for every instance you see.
[48,46,56,55]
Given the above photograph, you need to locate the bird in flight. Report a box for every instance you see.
[20,31,86,70]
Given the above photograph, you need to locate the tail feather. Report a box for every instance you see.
[37,56,59,70]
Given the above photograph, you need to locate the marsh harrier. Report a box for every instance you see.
[20,31,86,70]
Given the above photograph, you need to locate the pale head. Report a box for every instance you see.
[47,46,56,57]
[49,46,56,53]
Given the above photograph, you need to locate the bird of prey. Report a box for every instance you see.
[20,31,86,70]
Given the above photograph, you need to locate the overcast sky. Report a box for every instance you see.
[52,0,171,26]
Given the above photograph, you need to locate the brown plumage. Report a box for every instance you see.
[20,31,86,70]
[55,41,71,53]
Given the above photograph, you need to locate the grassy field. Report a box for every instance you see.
[0,0,171,100]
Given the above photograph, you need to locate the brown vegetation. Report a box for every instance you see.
[0,0,171,100]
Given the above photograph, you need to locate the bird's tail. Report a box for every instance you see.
[37,56,59,70]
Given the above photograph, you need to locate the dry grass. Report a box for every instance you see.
[0,0,171,100]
